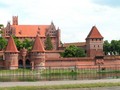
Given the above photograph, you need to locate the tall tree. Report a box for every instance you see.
[0,37,7,50]
[61,45,86,57]
[117,40,120,55]
[0,24,4,34]
[103,40,110,55]
[45,35,53,50]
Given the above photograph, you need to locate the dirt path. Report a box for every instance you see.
[0,79,120,87]
[60,86,120,90]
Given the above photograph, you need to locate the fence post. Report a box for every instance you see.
[98,64,101,79]
[74,65,77,80]
[49,66,51,81]
[23,67,25,81]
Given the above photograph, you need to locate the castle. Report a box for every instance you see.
[3,16,61,50]
[0,16,119,69]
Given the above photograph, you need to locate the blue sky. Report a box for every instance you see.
[93,0,120,7]
[0,0,120,43]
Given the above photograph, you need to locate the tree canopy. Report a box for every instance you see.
[22,38,33,51]
[0,37,7,50]
[103,40,120,55]
[45,35,53,50]
[61,45,86,57]
[13,36,33,51]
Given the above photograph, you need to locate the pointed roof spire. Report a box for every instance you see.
[86,26,103,39]
[5,36,18,53]
[31,35,45,52]
[57,27,60,30]
[50,21,56,30]
[51,21,54,25]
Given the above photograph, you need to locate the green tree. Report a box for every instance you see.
[13,36,34,51]
[45,35,53,50]
[0,24,4,29]
[13,36,23,50]
[61,45,86,57]
[23,38,33,51]
[103,40,110,55]
[0,24,4,35]
[0,37,7,50]
[103,40,120,55]
[117,40,120,55]
[111,40,118,55]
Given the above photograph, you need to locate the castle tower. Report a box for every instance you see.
[12,16,18,25]
[31,35,45,69]
[5,36,19,69]
[86,26,104,57]
[57,27,61,49]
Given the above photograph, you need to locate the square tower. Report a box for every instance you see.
[86,26,104,57]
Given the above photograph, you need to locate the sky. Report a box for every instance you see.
[0,0,120,43]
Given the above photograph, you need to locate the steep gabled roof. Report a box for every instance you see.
[5,36,18,53]
[11,25,50,37]
[31,35,45,52]
[86,26,103,39]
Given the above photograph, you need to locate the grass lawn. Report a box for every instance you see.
[0,68,119,81]
[0,82,120,90]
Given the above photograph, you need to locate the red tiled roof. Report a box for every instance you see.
[5,36,18,53]
[63,42,86,47]
[31,35,45,52]
[86,26,103,39]
[11,25,50,37]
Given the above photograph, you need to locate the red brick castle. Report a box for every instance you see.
[0,16,119,69]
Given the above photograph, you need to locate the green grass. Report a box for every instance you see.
[0,82,120,90]
[98,70,120,74]
[0,68,120,81]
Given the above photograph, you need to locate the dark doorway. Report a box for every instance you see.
[26,59,31,69]
[18,59,23,68]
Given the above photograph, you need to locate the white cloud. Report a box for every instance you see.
[0,0,120,42]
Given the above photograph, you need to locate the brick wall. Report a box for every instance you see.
[45,55,120,68]
[45,50,62,58]
[45,57,95,67]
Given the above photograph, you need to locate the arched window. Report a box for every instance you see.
[18,59,23,68]
[26,59,31,69]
